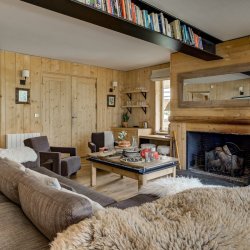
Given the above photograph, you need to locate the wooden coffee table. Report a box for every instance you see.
[88,153,179,189]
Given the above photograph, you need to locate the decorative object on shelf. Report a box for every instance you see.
[117,130,131,148]
[122,112,129,128]
[107,95,116,107]
[109,81,118,92]
[20,69,30,85]
[15,88,30,104]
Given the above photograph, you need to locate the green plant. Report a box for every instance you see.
[122,112,130,122]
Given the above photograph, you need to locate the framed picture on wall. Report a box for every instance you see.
[107,95,116,107]
[15,88,30,104]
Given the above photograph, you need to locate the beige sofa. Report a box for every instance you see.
[0,158,157,249]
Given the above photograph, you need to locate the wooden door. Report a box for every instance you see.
[72,77,97,156]
[42,74,72,147]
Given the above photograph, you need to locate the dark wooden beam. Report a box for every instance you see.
[20,0,223,61]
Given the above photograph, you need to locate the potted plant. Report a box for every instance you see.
[122,112,130,128]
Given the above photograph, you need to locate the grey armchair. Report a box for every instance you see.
[88,131,117,153]
[24,136,81,177]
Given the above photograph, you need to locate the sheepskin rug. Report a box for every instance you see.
[51,186,250,250]
[139,177,211,197]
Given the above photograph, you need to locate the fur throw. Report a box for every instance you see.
[0,146,37,163]
[51,187,250,250]
[139,177,209,197]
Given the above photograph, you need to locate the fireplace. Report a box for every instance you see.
[186,132,250,184]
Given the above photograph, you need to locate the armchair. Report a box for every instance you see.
[24,136,81,177]
[88,131,117,153]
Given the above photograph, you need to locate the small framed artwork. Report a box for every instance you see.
[107,95,116,107]
[15,88,30,104]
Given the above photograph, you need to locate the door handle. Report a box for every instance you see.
[72,116,77,119]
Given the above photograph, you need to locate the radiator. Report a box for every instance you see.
[6,133,41,149]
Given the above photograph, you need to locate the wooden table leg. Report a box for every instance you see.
[138,175,147,190]
[172,166,176,177]
[91,164,96,187]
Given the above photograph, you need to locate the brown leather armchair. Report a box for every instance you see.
[24,136,81,177]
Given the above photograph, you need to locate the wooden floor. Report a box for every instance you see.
[70,159,139,201]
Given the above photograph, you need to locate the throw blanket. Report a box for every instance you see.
[51,187,250,250]
[0,147,37,163]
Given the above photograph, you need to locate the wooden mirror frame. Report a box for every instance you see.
[178,63,250,108]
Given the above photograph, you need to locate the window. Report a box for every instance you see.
[161,80,170,131]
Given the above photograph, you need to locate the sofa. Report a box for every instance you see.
[0,158,157,250]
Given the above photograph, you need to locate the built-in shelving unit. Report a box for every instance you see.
[122,89,149,114]
[122,105,149,114]
[21,0,223,61]
[122,90,148,100]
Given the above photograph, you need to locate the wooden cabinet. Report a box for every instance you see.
[111,127,152,145]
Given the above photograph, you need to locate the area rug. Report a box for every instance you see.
[51,186,250,250]
[139,176,219,197]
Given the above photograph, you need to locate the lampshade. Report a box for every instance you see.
[112,81,118,88]
[22,70,30,78]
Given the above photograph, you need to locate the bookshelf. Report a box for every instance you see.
[21,0,223,61]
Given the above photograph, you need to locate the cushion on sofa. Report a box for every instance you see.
[25,168,61,190]
[34,167,117,207]
[61,188,104,214]
[18,176,93,240]
[0,201,49,250]
[0,157,25,171]
[0,158,26,204]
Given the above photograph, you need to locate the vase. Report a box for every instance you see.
[122,122,128,128]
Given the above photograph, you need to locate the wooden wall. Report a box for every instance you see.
[0,51,126,148]
[170,36,250,168]
[125,63,169,131]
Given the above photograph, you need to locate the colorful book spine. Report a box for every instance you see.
[95,0,102,9]
[120,0,127,19]
[131,3,136,23]
[106,0,112,14]
[75,0,205,51]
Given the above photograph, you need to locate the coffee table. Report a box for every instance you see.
[88,153,179,189]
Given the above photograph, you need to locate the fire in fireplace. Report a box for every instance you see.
[187,132,250,184]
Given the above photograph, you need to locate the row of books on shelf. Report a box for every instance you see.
[74,0,205,50]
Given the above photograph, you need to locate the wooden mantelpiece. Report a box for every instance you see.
[171,122,250,169]
[169,116,250,125]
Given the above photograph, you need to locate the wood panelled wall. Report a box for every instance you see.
[170,36,250,168]
[125,63,169,131]
[0,51,126,148]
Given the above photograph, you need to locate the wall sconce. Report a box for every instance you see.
[109,81,118,92]
[239,86,244,96]
[20,69,30,85]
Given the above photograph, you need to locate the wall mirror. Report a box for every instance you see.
[179,64,250,108]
